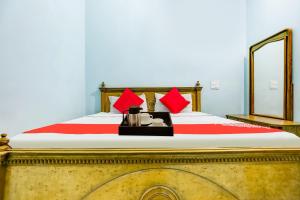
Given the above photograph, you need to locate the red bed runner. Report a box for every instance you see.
[24,123,281,134]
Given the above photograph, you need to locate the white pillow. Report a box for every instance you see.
[154,93,193,113]
[109,93,148,113]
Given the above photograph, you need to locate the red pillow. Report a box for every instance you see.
[113,88,144,113]
[159,88,190,113]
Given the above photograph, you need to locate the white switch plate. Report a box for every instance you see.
[211,80,220,90]
[269,80,278,90]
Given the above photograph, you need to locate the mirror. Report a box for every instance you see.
[250,29,293,120]
[254,40,284,117]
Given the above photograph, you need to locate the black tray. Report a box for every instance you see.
[119,112,173,136]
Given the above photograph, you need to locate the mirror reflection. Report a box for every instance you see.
[254,40,284,118]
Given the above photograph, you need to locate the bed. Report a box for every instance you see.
[1,82,300,200]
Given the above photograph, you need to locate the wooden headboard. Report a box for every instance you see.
[99,81,202,112]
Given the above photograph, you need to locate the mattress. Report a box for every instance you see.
[10,112,300,148]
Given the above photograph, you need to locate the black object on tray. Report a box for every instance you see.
[119,112,173,136]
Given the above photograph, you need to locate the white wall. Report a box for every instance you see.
[86,0,247,116]
[246,0,300,121]
[0,0,86,136]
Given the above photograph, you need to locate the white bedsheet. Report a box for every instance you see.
[10,112,300,148]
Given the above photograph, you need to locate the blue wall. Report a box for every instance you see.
[5,0,299,137]
[246,0,300,121]
[86,0,247,116]
[0,0,86,136]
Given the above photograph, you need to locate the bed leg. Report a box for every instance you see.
[0,133,9,200]
[0,161,5,200]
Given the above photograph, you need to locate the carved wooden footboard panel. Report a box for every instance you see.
[1,148,300,200]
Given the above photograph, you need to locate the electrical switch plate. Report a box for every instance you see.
[269,80,278,89]
[211,80,220,90]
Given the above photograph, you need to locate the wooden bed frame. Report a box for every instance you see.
[99,81,202,112]
[0,82,300,200]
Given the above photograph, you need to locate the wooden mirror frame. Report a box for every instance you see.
[249,29,293,120]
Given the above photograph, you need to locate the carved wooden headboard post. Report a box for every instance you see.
[195,81,201,112]
[0,133,10,150]
[99,82,202,112]
[100,82,106,112]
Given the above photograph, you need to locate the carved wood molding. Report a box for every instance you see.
[1,149,300,166]
[140,185,180,200]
